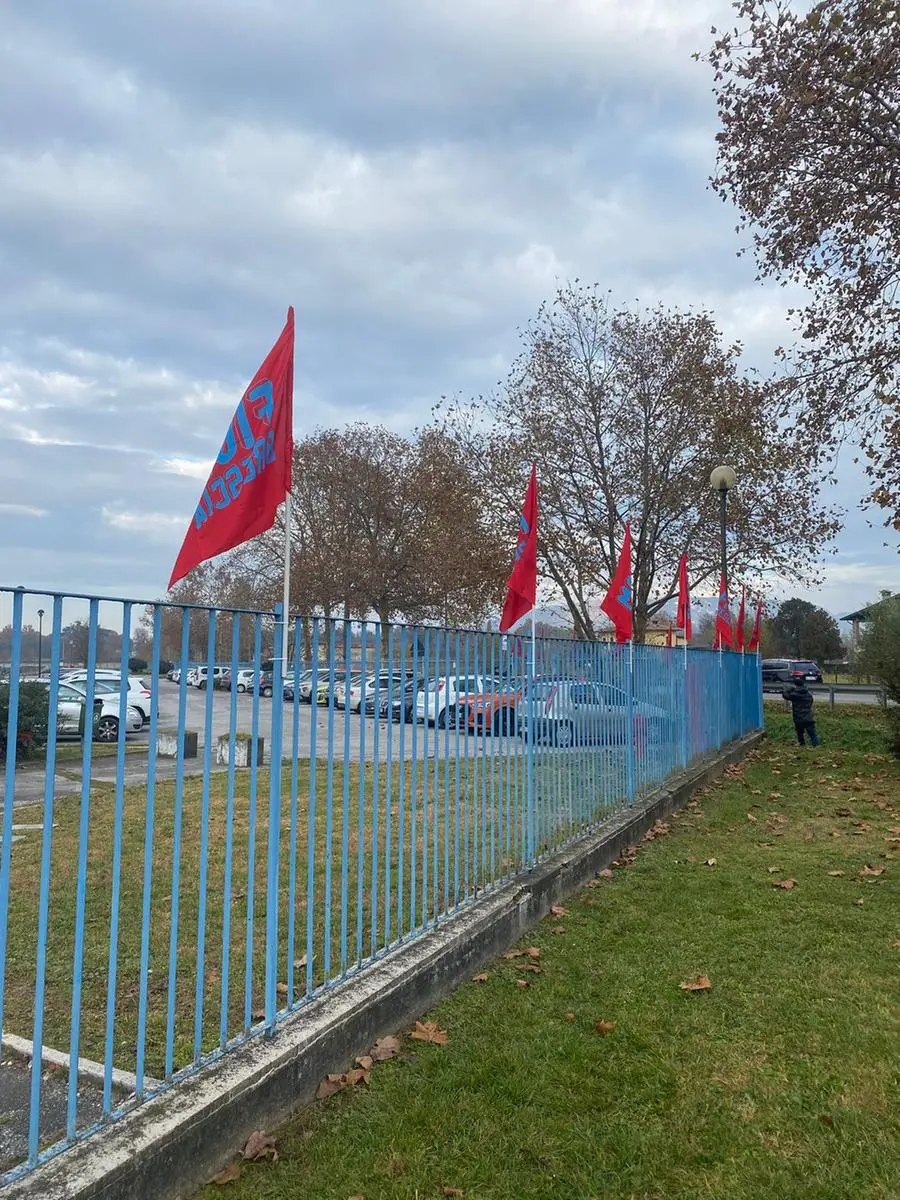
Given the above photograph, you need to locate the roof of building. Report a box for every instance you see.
[840,594,896,623]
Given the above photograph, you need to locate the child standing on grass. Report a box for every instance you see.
[782,677,820,746]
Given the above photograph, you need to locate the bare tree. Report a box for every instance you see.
[441,284,839,640]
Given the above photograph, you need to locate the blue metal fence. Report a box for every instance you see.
[0,586,762,1182]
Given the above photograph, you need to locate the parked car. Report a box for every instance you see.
[334,674,364,710]
[416,674,489,727]
[347,672,405,714]
[233,668,258,694]
[185,668,199,687]
[378,679,422,723]
[54,682,143,742]
[761,659,823,690]
[284,669,314,701]
[257,671,274,698]
[457,683,520,735]
[167,666,181,683]
[61,668,122,685]
[518,680,669,748]
[196,666,228,690]
[58,672,154,726]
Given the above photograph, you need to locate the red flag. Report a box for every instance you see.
[168,309,295,589]
[713,573,733,649]
[747,598,763,652]
[499,464,538,632]
[675,553,692,642]
[735,586,747,651]
[600,521,633,644]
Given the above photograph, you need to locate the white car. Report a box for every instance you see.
[234,669,256,693]
[416,674,489,727]
[185,668,199,687]
[334,674,363,710]
[195,666,227,689]
[60,673,154,726]
[55,682,143,742]
[347,672,405,714]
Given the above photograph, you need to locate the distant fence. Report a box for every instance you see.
[0,585,762,1183]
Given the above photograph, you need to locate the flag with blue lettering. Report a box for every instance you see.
[168,308,294,589]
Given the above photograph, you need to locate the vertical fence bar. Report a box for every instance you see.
[102,602,132,1111]
[431,629,441,921]
[27,594,63,1163]
[396,625,407,936]
[192,610,217,1061]
[323,620,337,982]
[135,606,161,1095]
[371,623,382,955]
[356,623,368,966]
[410,632,419,932]
[305,621,320,997]
[264,605,285,1025]
[452,630,461,907]
[462,631,471,898]
[242,616,263,1028]
[0,589,24,1068]
[442,629,451,914]
[165,610,191,1074]
[421,628,430,926]
[339,621,352,976]
[66,598,98,1131]
[385,626,395,945]
[219,615,242,1045]
[286,618,302,1006]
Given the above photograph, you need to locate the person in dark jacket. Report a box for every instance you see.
[782,678,819,746]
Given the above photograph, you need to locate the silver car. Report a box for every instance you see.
[55,682,143,742]
[519,680,669,748]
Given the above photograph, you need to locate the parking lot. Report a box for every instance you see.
[153,679,518,763]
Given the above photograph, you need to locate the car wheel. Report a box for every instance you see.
[96,715,119,743]
[437,706,451,729]
[262,686,273,698]
[237,684,246,693]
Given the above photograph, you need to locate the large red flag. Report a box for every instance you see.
[499,464,538,632]
[600,521,633,644]
[168,309,295,589]
[747,598,763,652]
[735,586,747,651]
[675,553,692,642]
[713,573,734,649]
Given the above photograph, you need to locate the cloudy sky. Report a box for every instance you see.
[1,0,895,627]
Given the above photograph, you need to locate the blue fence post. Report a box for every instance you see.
[264,603,285,1028]
[680,645,689,768]
[625,641,635,802]
[0,588,24,1067]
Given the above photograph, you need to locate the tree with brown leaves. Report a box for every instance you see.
[702,0,900,533]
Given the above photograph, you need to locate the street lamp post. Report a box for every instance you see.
[37,608,44,677]
[709,465,737,590]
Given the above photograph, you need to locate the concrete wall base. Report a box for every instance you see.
[5,731,764,1200]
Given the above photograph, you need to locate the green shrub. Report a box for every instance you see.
[857,595,900,756]
[0,682,50,763]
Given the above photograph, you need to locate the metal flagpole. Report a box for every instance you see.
[527,609,536,862]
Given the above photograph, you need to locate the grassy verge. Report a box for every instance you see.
[196,707,900,1200]
[2,737,633,1080]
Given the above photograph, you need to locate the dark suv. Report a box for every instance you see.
[761,659,823,691]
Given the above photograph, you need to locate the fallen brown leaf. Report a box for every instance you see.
[242,1130,278,1162]
[549,905,567,916]
[598,868,614,879]
[315,1074,346,1100]
[686,856,697,864]
[679,975,712,992]
[355,1054,374,1070]
[593,1020,616,1035]
[515,979,529,989]
[890,939,900,949]
[294,955,307,970]
[526,947,541,959]
[550,926,566,934]
[410,1021,449,1045]
[442,1188,465,1197]
[772,878,797,890]
[856,898,865,906]
[767,866,780,873]
[472,973,489,983]
[826,870,845,877]
[859,865,885,878]
[522,963,543,973]
[503,949,526,960]
[704,858,717,867]
[820,1114,834,1127]
[348,1195,365,1200]
[370,1035,401,1062]
[211,1162,241,1186]
[276,982,288,997]
[564,1012,575,1021]
[746,812,757,823]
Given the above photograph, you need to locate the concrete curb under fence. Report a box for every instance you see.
[5,730,765,1200]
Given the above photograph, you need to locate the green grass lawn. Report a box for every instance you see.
[195,706,900,1200]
